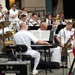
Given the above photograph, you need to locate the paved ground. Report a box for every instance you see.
[35,68,74,75]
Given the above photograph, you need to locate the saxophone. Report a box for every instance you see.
[62,34,73,52]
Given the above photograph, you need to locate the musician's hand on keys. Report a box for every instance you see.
[44,42,50,45]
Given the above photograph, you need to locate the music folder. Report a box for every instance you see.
[28,30,50,41]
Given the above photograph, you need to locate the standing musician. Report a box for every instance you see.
[9,3,19,29]
[13,23,49,75]
[0,4,6,22]
[56,22,74,66]
[9,3,19,22]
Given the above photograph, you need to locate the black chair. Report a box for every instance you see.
[15,45,32,61]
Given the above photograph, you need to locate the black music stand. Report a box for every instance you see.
[55,24,66,34]
[49,30,54,43]
[28,26,40,30]
[47,25,52,30]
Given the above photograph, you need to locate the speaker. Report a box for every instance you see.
[63,0,75,19]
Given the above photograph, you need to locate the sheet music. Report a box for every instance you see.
[28,30,50,41]
[41,31,50,41]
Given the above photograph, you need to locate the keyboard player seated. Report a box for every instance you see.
[13,22,50,75]
[38,22,61,65]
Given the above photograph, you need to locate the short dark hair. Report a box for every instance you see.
[20,14,26,18]
[32,12,37,16]
[21,7,26,10]
[46,13,51,18]
[11,3,16,7]
[67,22,73,25]
[0,4,2,7]
[0,4,2,6]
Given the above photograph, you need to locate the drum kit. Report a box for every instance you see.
[0,21,15,52]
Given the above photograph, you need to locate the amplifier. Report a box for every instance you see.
[0,61,31,75]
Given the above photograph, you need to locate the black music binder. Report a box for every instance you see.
[55,24,66,34]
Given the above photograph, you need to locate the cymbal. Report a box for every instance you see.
[0,21,11,29]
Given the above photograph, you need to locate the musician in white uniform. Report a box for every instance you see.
[38,22,61,64]
[14,23,49,75]
[38,22,48,31]
[56,22,74,66]
[9,4,19,29]
[16,14,28,31]
[28,12,38,26]
[0,4,5,22]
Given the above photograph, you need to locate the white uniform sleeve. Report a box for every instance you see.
[27,32,39,44]
[57,29,65,44]
[0,12,2,16]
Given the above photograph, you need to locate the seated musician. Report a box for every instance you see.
[38,22,48,31]
[45,13,53,25]
[13,23,49,75]
[16,14,28,31]
[56,22,74,66]
[28,12,39,26]
[37,21,61,65]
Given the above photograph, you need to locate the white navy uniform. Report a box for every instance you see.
[14,30,40,72]
[9,8,19,22]
[28,18,38,26]
[51,27,74,64]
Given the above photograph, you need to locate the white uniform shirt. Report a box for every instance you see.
[9,9,19,22]
[57,27,72,44]
[28,18,38,26]
[46,19,51,25]
[14,30,39,50]
[0,11,5,22]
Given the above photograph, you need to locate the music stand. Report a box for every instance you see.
[47,25,52,30]
[28,26,40,30]
[49,30,54,43]
[55,24,66,34]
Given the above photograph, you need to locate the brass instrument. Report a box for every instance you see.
[0,31,15,39]
[62,34,73,52]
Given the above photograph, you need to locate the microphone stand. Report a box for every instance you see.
[1,21,5,53]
